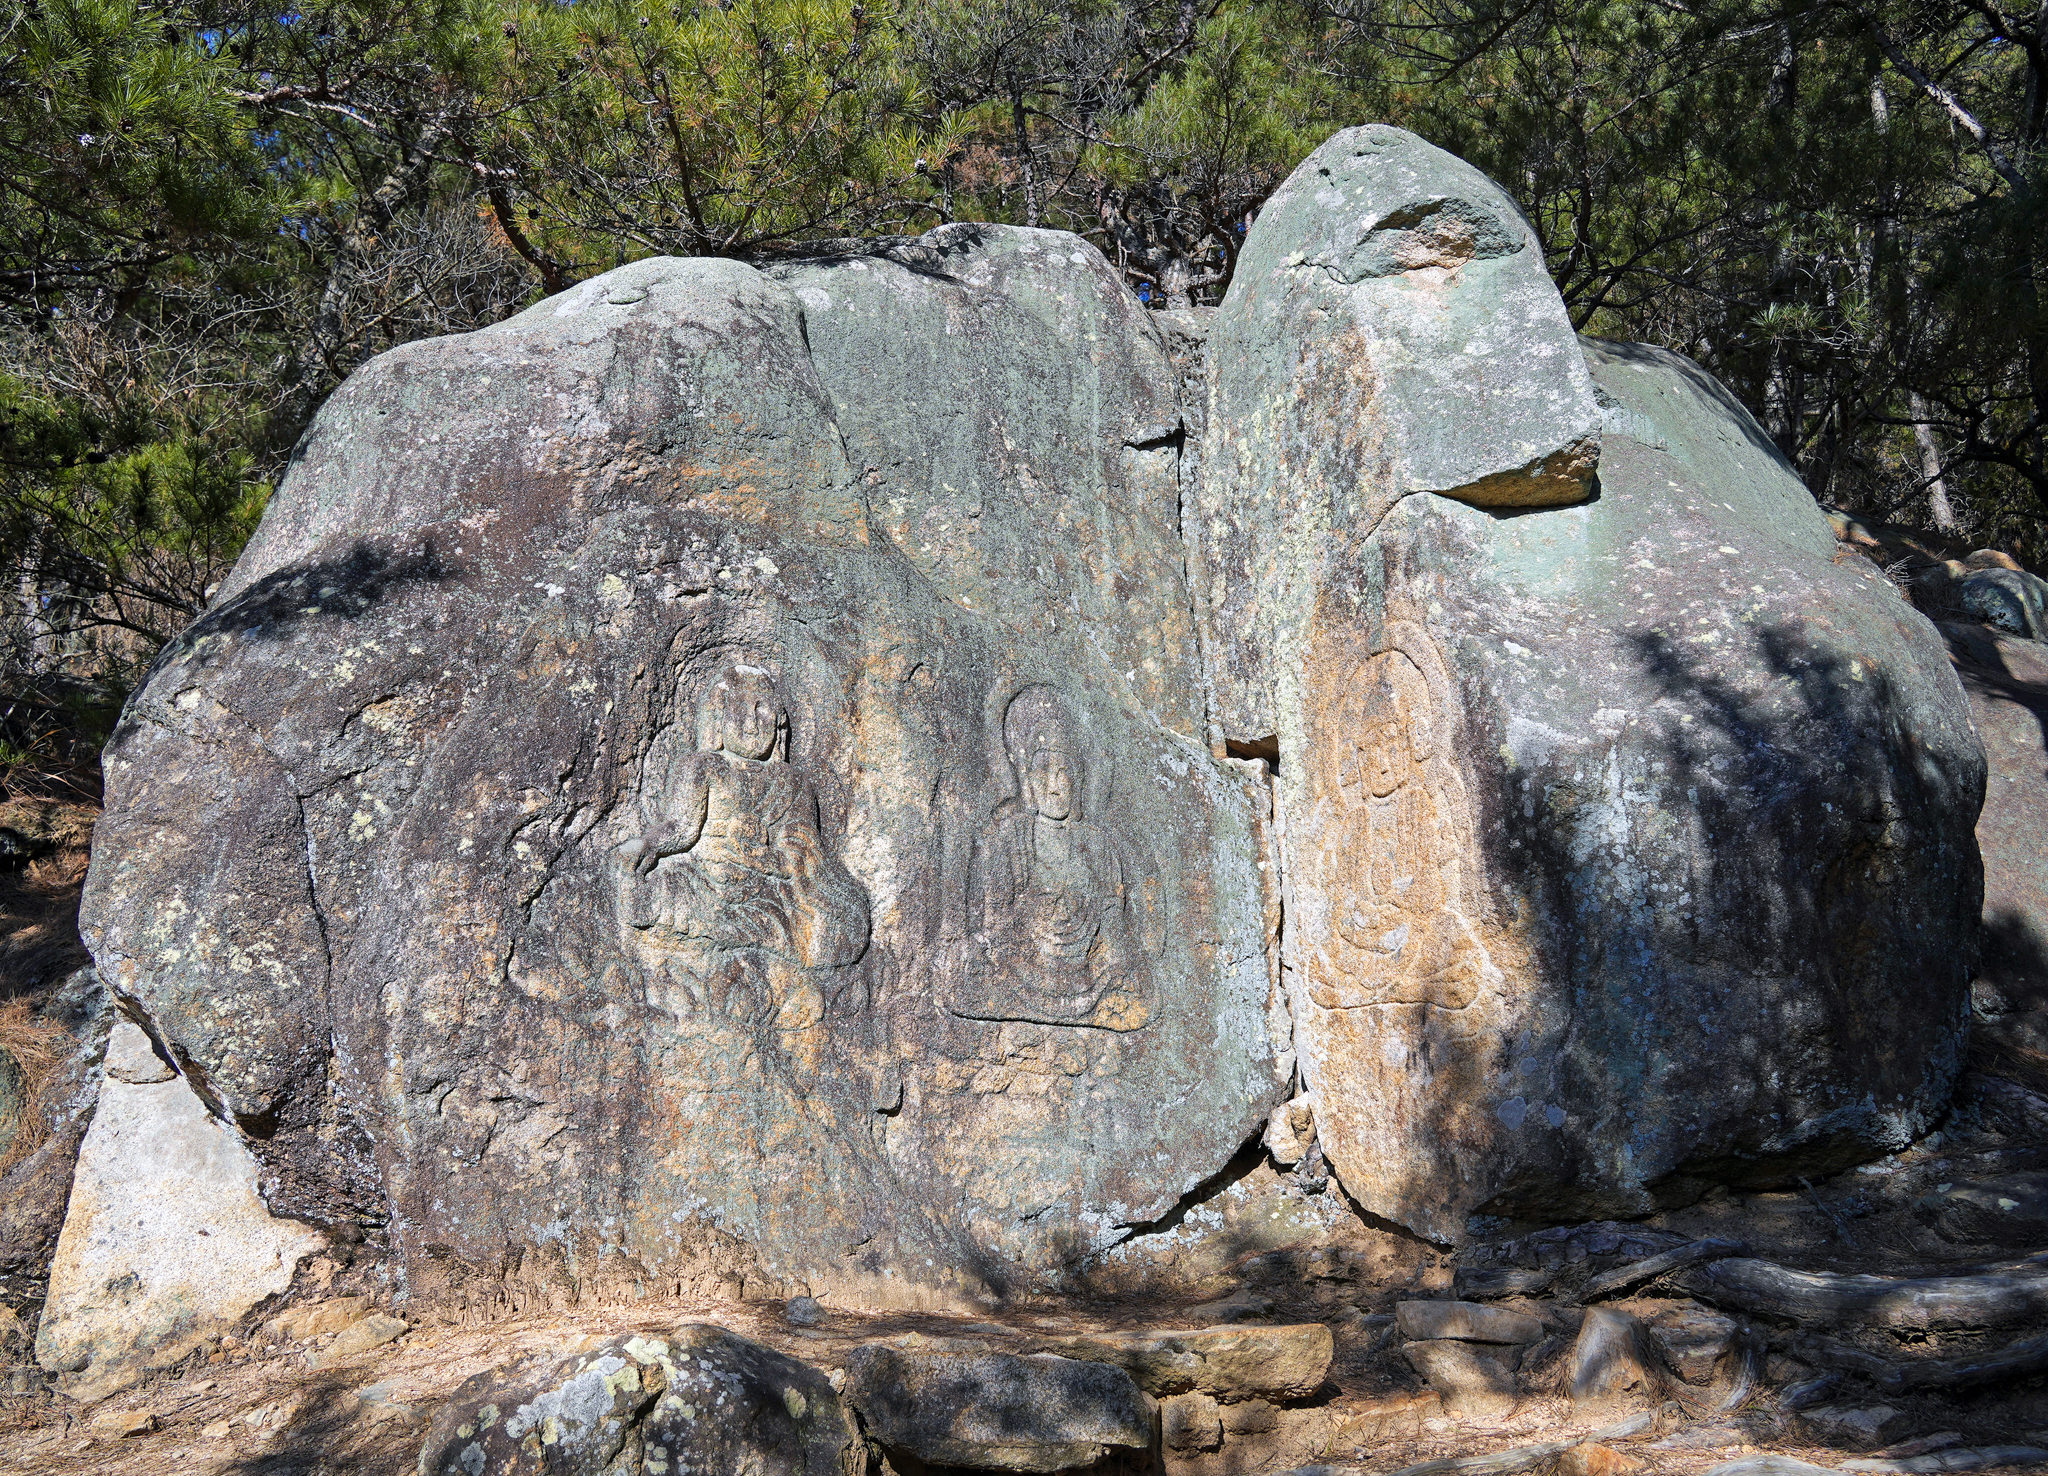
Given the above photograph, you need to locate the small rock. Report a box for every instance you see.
[420,1325,854,1476]
[1560,1443,1646,1476]
[1781,1372,1842,1409]
[1396,1300,1544,1345]
[89,1409,155,1438]
[1843,1448,2048,1474]
[1264,1096,1317,1167]
[1042,1323,1333,1400]
[1642,1301,1739,1385]
[785,1295,824,1327]
[200,1418,234,1439]
[305,1311,407,1368]
[1875,1434,1966,1460]
[1402,1339,1516,1420]
[34,1021,326,1401]
[845,1344,1153,1472]
[1162,1392,1224,1451]
[268,1295,370,1344]
[1960,567,2048,639]
[1917,1171,2048,1247]
[1801,1404,1907,1449]
[1570,1308,1660,1419]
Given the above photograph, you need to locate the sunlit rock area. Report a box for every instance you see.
[2,126,2045,1476]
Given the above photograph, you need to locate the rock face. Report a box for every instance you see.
[80,238,1280,1308]
[1195,124,1980,1239]
[417,1326,856,1476]
[65,120,1986,1368]
[37,1021,324,1402]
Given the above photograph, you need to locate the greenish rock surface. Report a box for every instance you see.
[1245,332,1980,1242]
[1194,132,1980,1242]
[416,1325,856,1476]
[1960,567,2048,640]
[1196,124,1603,741]
[79,239,1282,1311]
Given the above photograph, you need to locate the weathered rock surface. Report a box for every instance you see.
[1163,1391,1226,1451]
[37,1021,324,1402]
[1395,1300,1543,1345]
[1402,1338,1517,1419]
[1043,1322,1333,1399]
[1639,1301,1738,1385]
[1560,1444,1647,1476]
[844,1343,1153,1472]
[1201,140,1982,1235]
[1800,1404,1907,1449]
[417,1325,855,1476]
[1917,1172,2048,1247]
[1959,568,2048,641]
[80,236,1281,1307]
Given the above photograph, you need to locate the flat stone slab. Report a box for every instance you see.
[1042,1322,1334,1400]
[845,1344,1154,1472]
[1396,1300,1544,1345]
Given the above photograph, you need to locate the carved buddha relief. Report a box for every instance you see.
[615,663,870,1063]
[952,685,1152,1032]
[1311,625,1492,1026]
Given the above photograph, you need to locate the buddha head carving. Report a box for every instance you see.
[1004,685,1081,822]
[695,663,787,762]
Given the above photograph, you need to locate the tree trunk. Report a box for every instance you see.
[1910,392,1958,531]
[1008,74,1039,229]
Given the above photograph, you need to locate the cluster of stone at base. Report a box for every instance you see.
[415,1320,1337,1476]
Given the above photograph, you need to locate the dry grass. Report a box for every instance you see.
[0,998,75,1176]
[0,799,95,1005]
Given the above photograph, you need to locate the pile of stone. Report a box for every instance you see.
[416,1319,1337,1476]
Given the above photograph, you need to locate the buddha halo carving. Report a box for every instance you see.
[613,662,870,1058]
[952,683,1153,1032]
[1309,621,1497,1030]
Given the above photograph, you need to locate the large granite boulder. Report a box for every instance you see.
[62,122,1987,1396]
[78,238,1281,1314]
[1195,127,1982,1240]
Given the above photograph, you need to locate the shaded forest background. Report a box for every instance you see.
[3,0,2046,783]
